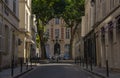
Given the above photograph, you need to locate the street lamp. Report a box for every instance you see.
[90,0,95,6]
[54,36,60,62]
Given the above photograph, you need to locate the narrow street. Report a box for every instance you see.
[19,64,99,78]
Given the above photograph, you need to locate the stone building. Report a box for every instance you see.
[30,15,38,58]
[18,0,33,63]
[0,0,19,69]
[94,0,120,70]
[45,18,71,60]
[81,0,97,67]
[83,0,120,70]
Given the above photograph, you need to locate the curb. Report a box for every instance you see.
[13,68,33,78]
[83,68,106,78]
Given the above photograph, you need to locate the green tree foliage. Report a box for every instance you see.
[32,0,85,59]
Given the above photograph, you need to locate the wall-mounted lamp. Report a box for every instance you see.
[90,0,95,6]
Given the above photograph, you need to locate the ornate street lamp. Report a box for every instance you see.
[54,36,61,62]
[90,0,95,6]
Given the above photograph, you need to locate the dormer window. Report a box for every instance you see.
[55,18,59,24]
[5,0,9,4]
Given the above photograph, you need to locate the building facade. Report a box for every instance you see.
[30,15,38,58]
[18,0,33,63]
[94,0,120,70]
[81,0,97,67]
[0,0,19,69]
[45,18,71,59]
[83,0,120,70]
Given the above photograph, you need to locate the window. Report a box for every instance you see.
[101,27,105,41]
[46,29,49,37]
[4,6,9,16]
[5,0,9,4]
[64,44,70,59]
[13,0,16,13]
[0,22,2,51]
[0,22,2,36]
[55,29,59,38]
[66,28,70,39]
[110,0,114,9]
[26,12,28,30]
[55,18,59,24]
[51,28,53,39]
[102,1,106,17]
[5,25,10,54]
[116,18,120,32]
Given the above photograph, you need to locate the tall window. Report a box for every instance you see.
[110,0,114,10]
[66,28,70,39]
[46,29,49,38]
[116,17,120,43]
[13,0,16,13]
[55,18,59,24]
[26,12,28,30]
[51,28,53,39]
[55,29,59,38]
[0,22,2,52]
[102,1,106,17]
[5,25,10,54]
[116,18,120,32]
[64,44,70,59]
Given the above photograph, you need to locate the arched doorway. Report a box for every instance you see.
[54,43,60,55]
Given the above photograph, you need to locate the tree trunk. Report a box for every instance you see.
[69,24,79,60]
[39,30,47,59]
[69,27,73,59]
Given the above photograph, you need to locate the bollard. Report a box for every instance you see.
[106,60,109,77]
[86,58,88,69]
[80,57,81,66]
[20,58,23,73]
[11,59,14,77]
[26,58,28,70]
[30,59,32,68]
[90,58,93,71]
[75,58,76,64]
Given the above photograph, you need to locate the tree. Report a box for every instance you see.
[61,0,85,59]
[32,0,85,59]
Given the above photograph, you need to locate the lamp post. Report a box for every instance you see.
[54,36,60,62]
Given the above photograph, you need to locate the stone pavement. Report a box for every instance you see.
[0,64,34,78]
[79,64,120,78]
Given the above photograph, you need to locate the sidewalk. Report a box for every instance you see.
[0,64,34,78]
[80,64,120,78]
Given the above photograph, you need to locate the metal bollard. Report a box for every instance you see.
[80,57,81,66]
[26,58,28,70]
[90,58,93,71]
[106,60,109,77]
[20,58,23,73]
[11,59,14,77]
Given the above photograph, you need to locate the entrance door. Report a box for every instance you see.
[54,43,60,55]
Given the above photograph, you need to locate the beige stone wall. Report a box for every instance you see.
[94,0,120,69]
[18,0,32,63]
[0,0,19,68]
